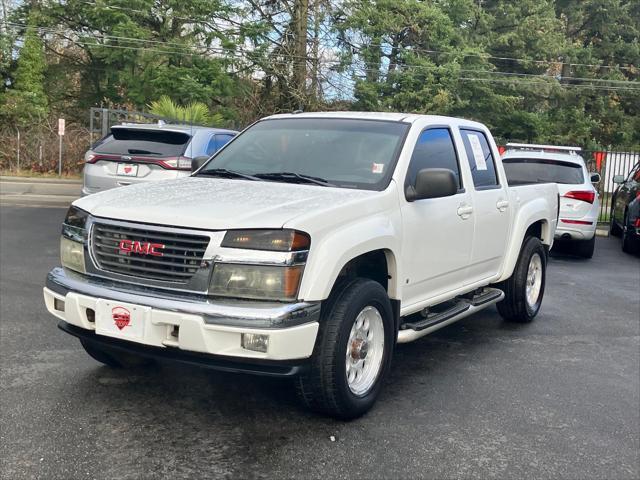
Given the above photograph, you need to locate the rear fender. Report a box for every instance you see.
[497,199,554,282]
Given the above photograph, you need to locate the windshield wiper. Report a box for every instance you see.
[197,168,261,181]
[254,172,335,187]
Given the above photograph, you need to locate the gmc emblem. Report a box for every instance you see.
[118,239,165,257]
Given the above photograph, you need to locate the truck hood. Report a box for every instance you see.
[74,177,377,230]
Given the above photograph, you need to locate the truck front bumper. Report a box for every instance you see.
[44,267,320,368]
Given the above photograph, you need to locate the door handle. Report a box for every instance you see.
[457,204,473,219]
[496,200,509,212]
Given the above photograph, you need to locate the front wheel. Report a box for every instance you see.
[296,279,395,420]
[497,236,547,323]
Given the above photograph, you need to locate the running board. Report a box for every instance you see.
[397,288,505,344]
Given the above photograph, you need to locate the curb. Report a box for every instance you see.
[0,177,82,197]
[0,175,82,184]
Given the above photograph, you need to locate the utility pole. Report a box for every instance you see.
[310,0,321,105]
[292,0,308,109]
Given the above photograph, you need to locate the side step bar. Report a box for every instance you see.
[397,288,504,344]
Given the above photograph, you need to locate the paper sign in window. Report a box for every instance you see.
[468,134,488,171]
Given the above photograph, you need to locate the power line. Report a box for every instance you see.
[10,21,639,89]
[7,22,639,94]
[343,39,638,72]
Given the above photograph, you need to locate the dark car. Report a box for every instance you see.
[610,162,640,254]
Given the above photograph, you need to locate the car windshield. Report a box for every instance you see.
[502,158,585,185]
[92,128,191,157]
[197,118,410,190]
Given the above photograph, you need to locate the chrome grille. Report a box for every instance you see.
[91,222,210,282]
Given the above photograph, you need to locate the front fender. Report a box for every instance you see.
[297,213,402,302]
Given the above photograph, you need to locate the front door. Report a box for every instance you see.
[401,127,475,310]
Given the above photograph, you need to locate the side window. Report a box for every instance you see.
[460,129,499,188]
[205,135,218,156]
[405,128,461,189]
[215,134,234,151]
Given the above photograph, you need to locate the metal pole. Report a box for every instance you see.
[58,134,63,176]
[16,128,20,172]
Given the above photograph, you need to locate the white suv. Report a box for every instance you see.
[502,144,600,258]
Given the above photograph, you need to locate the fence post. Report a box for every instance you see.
[16,128,20,172]
[101,108,109,137]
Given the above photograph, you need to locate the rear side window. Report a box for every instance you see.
[406,128,461,188]
[460,129,499,188]
[502,158,584,185]
[92,129,191,157]
[206,134,236,155]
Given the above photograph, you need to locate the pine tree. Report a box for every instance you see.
[0,20,49,125]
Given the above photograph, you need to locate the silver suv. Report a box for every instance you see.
[82,123,237,195]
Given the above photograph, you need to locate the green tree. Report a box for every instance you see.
[0,20,49,125]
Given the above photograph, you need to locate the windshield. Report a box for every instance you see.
[197,118,410,190]
[502,158,585,185]
[92,129,191,157]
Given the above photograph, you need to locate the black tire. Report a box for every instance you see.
[496,236,547,323]
[80,339,153,368]
[576,235,596,259]
[296,278,395,420]
[621,212,639,254]
[610,210,622,237]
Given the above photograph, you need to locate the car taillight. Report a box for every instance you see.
[85,152,97,164]
[563,190,595,204]
[634,218,640,228]
[159,156,192,170]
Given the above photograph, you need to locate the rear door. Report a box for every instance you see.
[459,129,510,283]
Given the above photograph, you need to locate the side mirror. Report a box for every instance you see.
[590,172,601,183]
[406,168,458,202]
[612,174,625,184]
[191,156,210,172]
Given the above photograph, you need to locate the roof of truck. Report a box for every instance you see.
[264,111,487,128]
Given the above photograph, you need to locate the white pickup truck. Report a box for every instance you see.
[44,112,558,419]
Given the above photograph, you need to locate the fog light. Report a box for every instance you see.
[241,333,269,353]
[54,298,65,312]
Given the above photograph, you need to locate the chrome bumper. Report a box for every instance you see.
[46,267,321,329]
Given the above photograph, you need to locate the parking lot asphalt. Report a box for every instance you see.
[1,205,639,480]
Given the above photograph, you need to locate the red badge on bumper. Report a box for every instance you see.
[112,306,131,330]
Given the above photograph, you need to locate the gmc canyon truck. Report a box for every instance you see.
[44,112,558,419]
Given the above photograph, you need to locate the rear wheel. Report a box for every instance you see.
[497,236,547,323]
[296,279,394,420]
[80,339,153,368]
[576,235,596,259]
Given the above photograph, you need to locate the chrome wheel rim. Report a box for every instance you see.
[526,253,543,308]
[345,306,385,396]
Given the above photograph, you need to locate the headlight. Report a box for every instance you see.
[221,229,310,252]
[61,237,86,273]
[209,264,304,301]
[60,206,88,273]
[62,206,89,242]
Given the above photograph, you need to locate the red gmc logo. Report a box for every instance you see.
[118,239,165,257]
